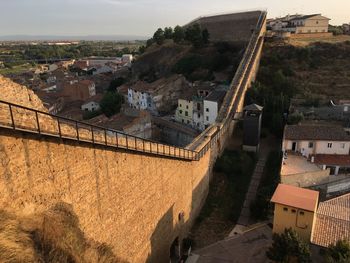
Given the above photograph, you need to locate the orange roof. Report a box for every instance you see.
[312,194,350,247]
[271,184,319,212]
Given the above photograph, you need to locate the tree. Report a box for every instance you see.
[185,24,203,48]
[100,92,123,117]
[138,45,146,54]
[202,28,210,44]
[146,38,154,47]
[153,28,165,45]
[164,27,173,39]
[326,240,350,263]
[266,228,311,263]
[108,77,125,92]
[173,25,185,43]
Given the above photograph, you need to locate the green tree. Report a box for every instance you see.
[100,92,123,117]
[108,77,125,91]
[173,25,185,43]
[202,28,210,44]
[326,240,350,263]
[153,28,165,45]
[146,38,154,47]
[164,27,173,39]
[185,24,203,48]
[266,228,311,263]
[138,45,146,54]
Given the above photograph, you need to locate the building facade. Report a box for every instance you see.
[271,184,319,242]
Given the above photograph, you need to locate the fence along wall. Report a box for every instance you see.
[0,11,266,263]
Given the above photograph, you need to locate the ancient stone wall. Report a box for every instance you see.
[187,11,262,42]
[0,11,266,263]
[0,129,214,263]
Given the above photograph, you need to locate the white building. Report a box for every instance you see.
[127,82,157,114]
[283,124,350,175]
[203,90,226,129]
[122,54,133,64]
[289,14,330,34]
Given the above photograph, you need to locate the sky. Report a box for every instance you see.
[0,0,349,38]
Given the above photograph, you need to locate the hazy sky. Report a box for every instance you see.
[0,0,349,37]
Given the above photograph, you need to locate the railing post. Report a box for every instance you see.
[115,132,118,147]
[57,117,62,138]
[9,104,15,129]
[91,127,94,143]
[134,137,137,150]
[75,121,79,141]
[35,111,41,134]
[104,130,107,146]
[126,135,129,149]
[143,139,145,152]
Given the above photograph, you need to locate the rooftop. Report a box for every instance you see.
[312,194,350,247]
[284,124,350,141]
[205,90,227,103]
[314,154,350,167]
[244,103,263,112]
[271,184,319,212]
[289,14,330,21]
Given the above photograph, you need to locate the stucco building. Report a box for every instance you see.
[271,184,350,248]
[282,124,350,175]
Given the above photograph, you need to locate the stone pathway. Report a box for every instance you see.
[237,156,266,226]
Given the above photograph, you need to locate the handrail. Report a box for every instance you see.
[0,11,267,162]
[0,99,197,161]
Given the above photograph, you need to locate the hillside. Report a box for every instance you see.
[132,40,245,83]
[261,40,350,100]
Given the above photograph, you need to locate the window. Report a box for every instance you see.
[180,104,182,107]
[197,103,201,111]
[187,120,190,124]
[308,142,314,148]
[206,116,209,121]
[198,113,200,118]
[327,143,333,148]
[291,209,296,213]
[186,105,189,109]
[179,110,183,114]
[283,207,288,212]
[185,111,188,116]
[182,119,184,123]
[206,108,209,112]
[316,21,319,24]
[340,143,345,149]
[299,211,305,216]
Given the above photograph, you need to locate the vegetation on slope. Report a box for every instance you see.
[0,203,127,263]
[245,40,350,137]
[190,150,256,248]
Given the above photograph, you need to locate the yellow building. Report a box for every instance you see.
[271,184,319,242]
[175,99,193,126]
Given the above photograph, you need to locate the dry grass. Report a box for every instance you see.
[287,35,350,47]
[0,203,128,263]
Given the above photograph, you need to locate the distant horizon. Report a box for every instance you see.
[0,34,149,42]
[1,0,349,37]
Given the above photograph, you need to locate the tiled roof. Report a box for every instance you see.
[244,103,263,112]
[314,154,350,166]
[271,184,319,212]
[290,14,330,21]
[312,194,350,247]
[284,125,350,141]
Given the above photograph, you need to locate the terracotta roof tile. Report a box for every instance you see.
[271,184,319,212]
[312,194,350,247]
[314,154,350,166]
[284,125,350,141]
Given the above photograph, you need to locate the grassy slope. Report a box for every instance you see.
[262,39,350,100]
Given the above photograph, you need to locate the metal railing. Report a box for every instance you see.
[0,99,196,161]
[0,11,267,162]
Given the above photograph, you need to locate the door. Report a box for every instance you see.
[292,142,297,152]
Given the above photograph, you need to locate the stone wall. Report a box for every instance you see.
[187,11,262,42]
[0,11,266,263]
[0,129,215,263]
